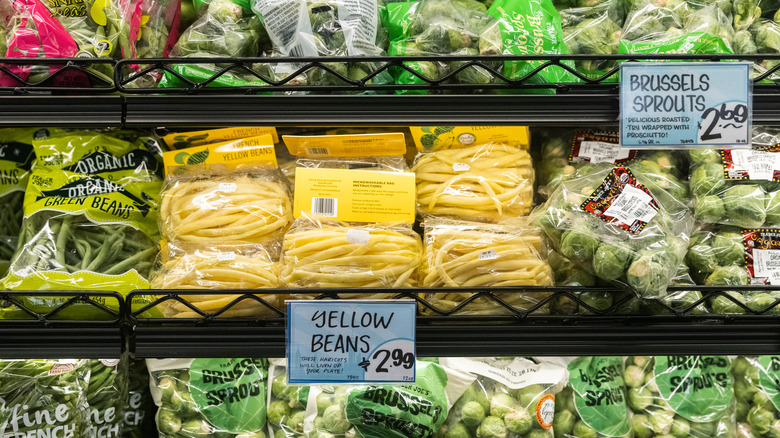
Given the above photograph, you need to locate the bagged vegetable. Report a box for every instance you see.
[86,358,129,438]
[554,356,633,438]
[0,359,90,437]
[304,359,475,438]
[0,128,35,276]
[623,355,736,438]
[733,356,780,437]
[534,164,694,297]
[421,216,553,315]
[412,140,535,221]
[266,358,309,438]
[122,359,157,438]
[561,3,623,80]
[689,128,780,228]
[148,358,268,437]
[160,135,293,252]
[437,356,568,438]
[280,213,423,291]
[409,126,531,152]
[2,166,161,300]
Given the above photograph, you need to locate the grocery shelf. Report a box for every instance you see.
[126,286,780,358]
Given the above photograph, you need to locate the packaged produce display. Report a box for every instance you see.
[267,358,309,438]
[733,356,780,437]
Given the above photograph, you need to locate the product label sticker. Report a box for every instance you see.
[287,300,416,384]
[654,356,732,422]
[581,167,659,234]
[161,127,279,149]
[478,250,498,261]
[571,131,637,164]
[284,133,406,157]
[723,149,780,181]
[217,252,237,262]
[163,135,278,170]
[218,182,237,192]
[620,62,752,148]
[294,168,416,223]
[568,356,631,437]
[452,163,471,172]
[744,229,780,284]
[410,126,530,151]
[346,229,371,245]
[536,395,556,430]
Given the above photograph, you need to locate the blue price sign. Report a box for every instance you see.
[620,62,752,148]
[286,300,416,384]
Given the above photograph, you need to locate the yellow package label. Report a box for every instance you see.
[163,135,278,171]
[410,126,530,151]
[284,133,407,157]
[162,127,279,149]
[294,168,415,223]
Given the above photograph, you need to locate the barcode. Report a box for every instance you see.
[312,197,338,217]
[306,147,329,155]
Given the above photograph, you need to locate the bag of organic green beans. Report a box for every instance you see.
[0,128,35,277]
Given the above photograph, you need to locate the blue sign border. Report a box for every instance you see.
[620,61,752,148]
[286,299,417,385]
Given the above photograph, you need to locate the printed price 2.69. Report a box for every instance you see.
[699,102,749,142]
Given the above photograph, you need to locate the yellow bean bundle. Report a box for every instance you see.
[150,248,284,318]
[280,217,422,295]
[422,217,553,315]
[160,174,293,246]
[412,143,534,222]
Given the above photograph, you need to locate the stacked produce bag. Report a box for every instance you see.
[0,129,35,277]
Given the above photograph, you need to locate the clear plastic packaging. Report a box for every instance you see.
[421,216,553,315]
[123,359,158,438]
[280,213,423,291]
[267,358,309,438]
[561,3,623,80]
[534,164,694,298]
[86,358,129,438]
[437,356,568,438]
[412,142,535,222]
[148,358,269,438]
[733,356,780,438]
[623,355,736,438]
[0,128,35,276]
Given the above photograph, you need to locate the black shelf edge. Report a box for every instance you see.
[0,95,123,127]
[129,319,780,358]
[0,325,123,359]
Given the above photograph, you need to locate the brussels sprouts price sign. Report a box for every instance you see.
[286,300,416,384]
[620,62,752,148]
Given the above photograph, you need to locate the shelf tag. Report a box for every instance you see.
[620,62,752,149]
[286,300,416,384]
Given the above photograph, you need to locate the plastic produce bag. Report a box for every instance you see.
[2,166,161,299]
[159,136,293,252]
[304,359,475,438]
[409,126,531,152]
[280,213,423,290]
[554,356,633,438]
[561,3,623,80]
[412,141,535,221]
[732,356,780,437]
[0,359,90,437]
[122,359,157,438]
[148,358,268,437]
[534,164,694,297]
[623,355,735,438]
[266,358,309,437]
[0,128,35,276]
[86,358,129,438]
[437,356,568,438]
[421,216,553,315]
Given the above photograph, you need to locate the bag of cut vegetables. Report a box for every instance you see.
[148,358,268,438]
[86,358,129,438]
[0,359,91,437]
[303,359,474,438]
[732,356,780,438]
[437,356,568,438]
[266,358,309,438]
[148,135,291,318]
[0,128,35,277]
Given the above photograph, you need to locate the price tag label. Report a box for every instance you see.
[286,300,416,384]
[620,62,752,148]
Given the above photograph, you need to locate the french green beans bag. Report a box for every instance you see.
[304,360,475,438]
[147,358,269,438]
[0,128,36,277]
[1,166,161,317]
[623,355,736,438]
[0,359,91,437]
[122,359,157,438]
[437,357,567,438]
[733,356,780,437]
[86,358,129,438]
[266,358,310,437]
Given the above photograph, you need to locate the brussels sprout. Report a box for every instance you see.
[561,230,600,262]
[476,416,508,438]
[712,232,745,266]
[181,418,211,434]
[768,419,780,438]
[628,386,654,411]
[572,420,598,438]
[287,409,305,433]
[671,417,691,437]
[748,406,774,435]
[631,413,654,438]
[748,292,778,312]
[157,408,182,434]
[490,393,519,418]
[462,401,487,427]
[268,400,291,426]
[710,291,748,314]
[689,420,717,438]
[734,376,758,402]
[627,256,668,295]
[208,0,244,22]
[553,409,576,437]
[705,266,750,286]
[445,423,471,438]
[624,364,645,388]
[690,149,723,165]
[514,384,545,409]
[754,391,777,412]
[690,162,726,197]
[723,185,767,227]
[527,430,553,438]
[579,291,614,312]
[765,193,780,225]
[321,404,351,434]
[737,400,751,422]
[695,195,726,224]
[504,408,533,434]
[593,243,634,280]
[736,29,759,52]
